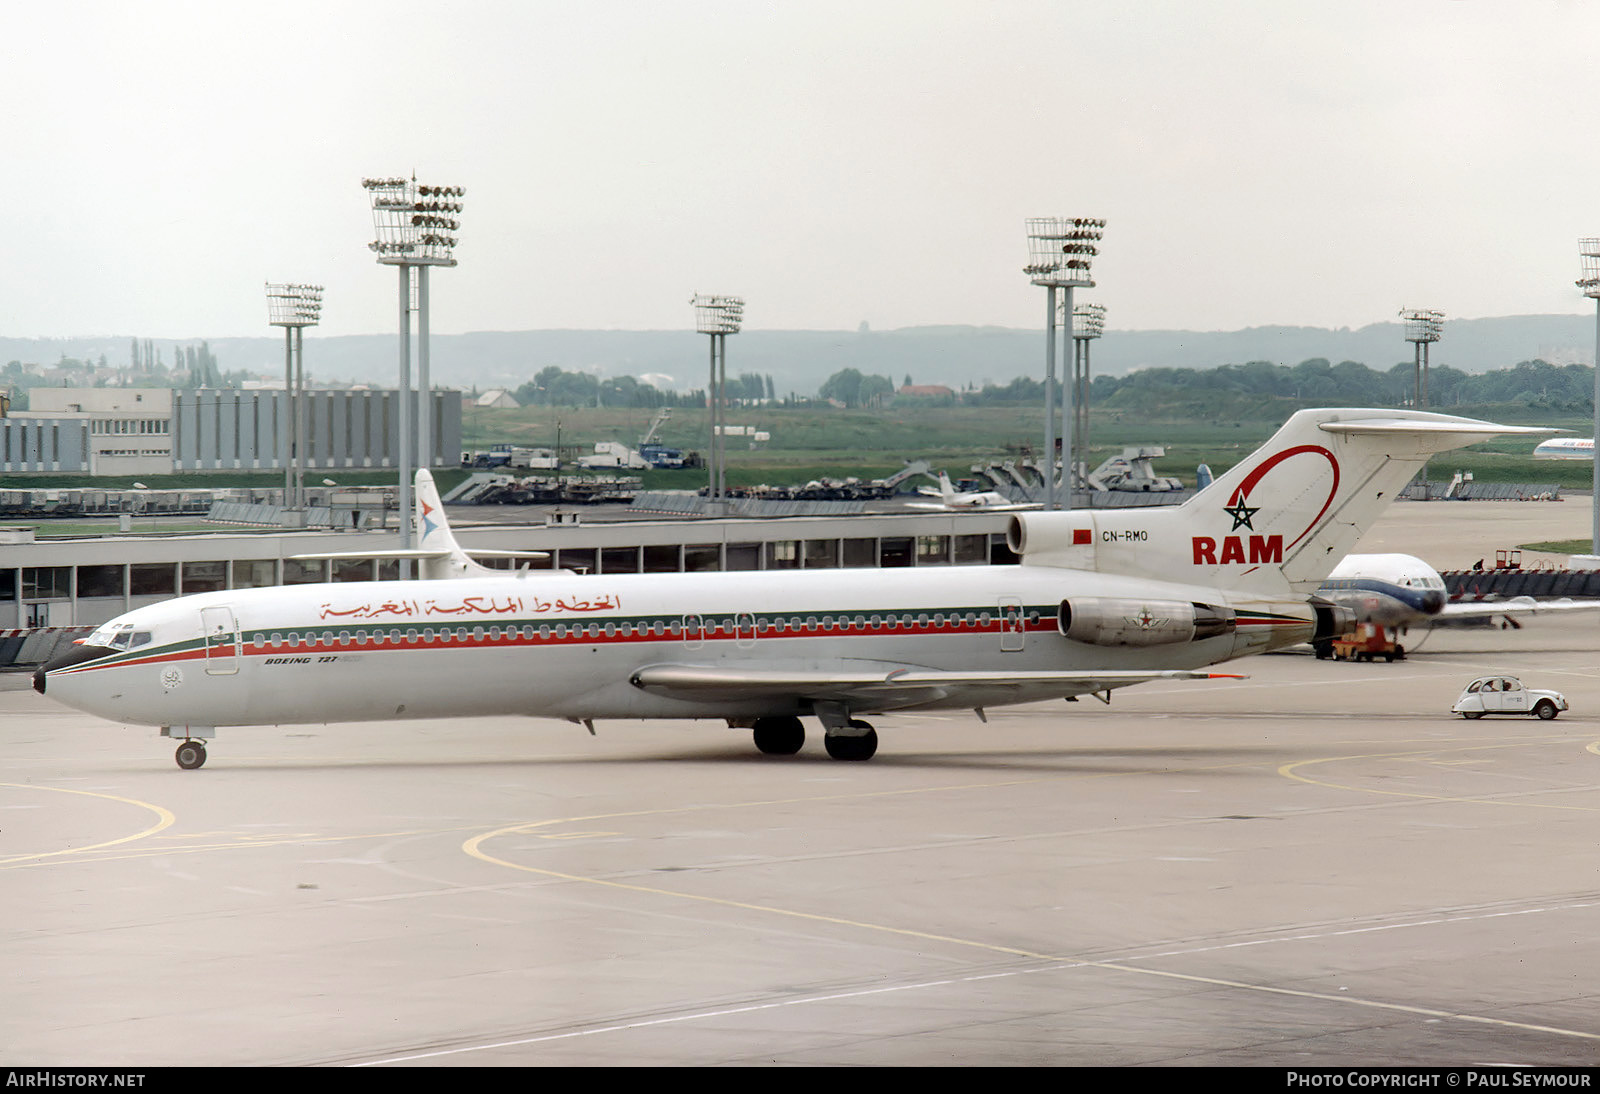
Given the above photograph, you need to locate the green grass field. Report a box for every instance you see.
[465,404,1594,490]
[1,404,1591,493]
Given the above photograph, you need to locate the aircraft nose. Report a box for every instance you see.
[33,643,118,695]
[1421,589,1446,615]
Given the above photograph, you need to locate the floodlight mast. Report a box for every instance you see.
[692,294,744,514]
[1577,239,1600,554]
[1026,217,1103,509]
[1399,307,1444,409]
[363,177,463,568]
[265,283,323,517]
[1068,301,1106,505]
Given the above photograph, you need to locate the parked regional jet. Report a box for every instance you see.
[36,409,1544,769]
[908,471,1039,511]
[1313,551,1600,646]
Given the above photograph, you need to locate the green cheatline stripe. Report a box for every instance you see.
[67,601,1307,671]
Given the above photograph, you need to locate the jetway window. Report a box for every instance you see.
[284,559,327,585]
[955,534,987,565]
[558,548,596,574]
[182,562,225,594]
[232,560,277,589]
[917,536,950,565]
[804,540,839,568]
[23,567,70,599]
[684,544,720,573]
[130,563,175,597]
[601,547,640,574]
[0,571,14,602]
[766,541,799,570]
[333,559,374,583]
[726,543,760,571]
[881,538,914,568]
[842,539,877,568]
[643,545,681,573]
[77,565,124,599]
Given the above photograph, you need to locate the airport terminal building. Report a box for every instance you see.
[0,508,1018,652]
[3,387,461,475]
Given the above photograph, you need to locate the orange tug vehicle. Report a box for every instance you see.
[1328,623,1405,662]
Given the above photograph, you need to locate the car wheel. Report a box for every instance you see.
[1535,700,1558,720]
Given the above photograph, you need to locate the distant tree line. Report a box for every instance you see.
[1080,358,1596,412]
[513,365,776,408]
[938,358,1594,413]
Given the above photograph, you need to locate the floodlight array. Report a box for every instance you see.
[1072,301,1107,339]
[1399,307,1444,343]
[363,177,465,266]
[265,282,325,327]
[692,293,745,334]
[1025,217,1105,286]
[1578,239,1600,297]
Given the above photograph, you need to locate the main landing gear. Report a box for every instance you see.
[749,714,879,761]
[752,716,805,755]
[824,721,878,762]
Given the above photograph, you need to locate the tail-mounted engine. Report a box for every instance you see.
[1310,597,1356,643]
[1059,598,1236,648]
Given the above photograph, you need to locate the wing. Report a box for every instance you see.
[630,662,1243,708]
[901,500,1041,512]
[289,548,550,562]
[1435,597,1600,625]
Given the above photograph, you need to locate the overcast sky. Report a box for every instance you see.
[6,1,1600,340]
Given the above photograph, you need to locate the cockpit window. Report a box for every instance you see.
[87,622,153,652]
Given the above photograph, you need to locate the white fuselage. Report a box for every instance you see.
[1315,553,1448,628]
[42,564,1313,732]
[1532,438,1594,460]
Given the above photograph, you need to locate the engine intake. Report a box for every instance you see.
[1058,598,1236,648]
[1310,597,1357,643]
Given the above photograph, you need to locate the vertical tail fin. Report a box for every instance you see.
[415,470,497,580]
[1007,409,1549,595]
[939,472,957,504]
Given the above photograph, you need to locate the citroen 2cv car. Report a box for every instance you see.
[1452,676,1568,720]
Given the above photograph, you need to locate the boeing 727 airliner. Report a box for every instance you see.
[36,408,1544,768]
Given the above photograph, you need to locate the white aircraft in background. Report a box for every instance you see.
[908,471,1039,511]
[1532,437,1593,459]
[37,409,1543,769]
[1311,551,1600,657]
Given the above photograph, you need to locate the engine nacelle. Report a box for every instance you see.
[1008,512,1078,558]
[1310,597,1357,643]
[1058,598,1236,648]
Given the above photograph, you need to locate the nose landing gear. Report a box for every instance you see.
[174,740,208,770]
[162,726,215,770]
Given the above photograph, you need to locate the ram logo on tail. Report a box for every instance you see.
[1007,408,1553,597]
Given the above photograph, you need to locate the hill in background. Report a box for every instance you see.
[4,314,1594,395]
